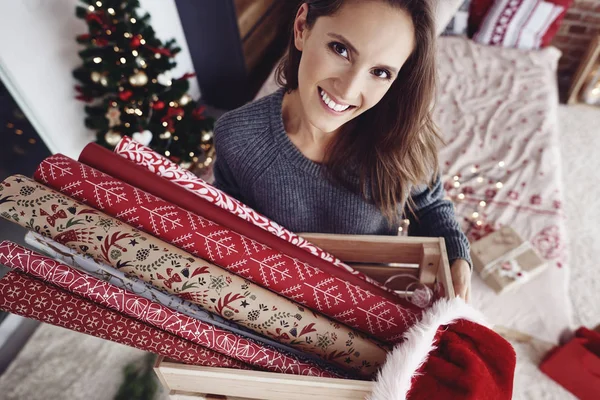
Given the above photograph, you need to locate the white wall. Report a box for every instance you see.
[0,0,198,159]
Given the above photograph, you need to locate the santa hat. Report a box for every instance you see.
[370,297,516,400]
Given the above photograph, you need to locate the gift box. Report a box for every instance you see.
[470,226,547,294]
[539,327,600,400]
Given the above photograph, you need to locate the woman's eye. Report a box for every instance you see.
[372,68,391,80]
[330,42,349,59]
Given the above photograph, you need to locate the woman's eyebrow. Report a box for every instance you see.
[327,32,399,74]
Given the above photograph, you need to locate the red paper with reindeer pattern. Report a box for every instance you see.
[34,153,422,343]
[0,270,249,370]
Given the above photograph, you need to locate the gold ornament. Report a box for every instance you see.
[129,70,148,86]
[179,94,192,106]
[91,71,102,82]
[104,130,122,147]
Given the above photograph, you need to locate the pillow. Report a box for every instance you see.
[434,0,465,35]
[443,1,472,36]
[473,0,565,49]
[469,0,573,46]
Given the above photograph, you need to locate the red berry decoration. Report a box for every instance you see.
[118,90,133,101]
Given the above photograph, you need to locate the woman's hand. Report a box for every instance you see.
[451,259,472,303]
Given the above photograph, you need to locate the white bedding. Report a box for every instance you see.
[435,37,572,343]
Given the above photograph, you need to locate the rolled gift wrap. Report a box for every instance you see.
[24,231,339,373]
[109,137,397,300]
[0,270,250,370]
[38,153,421,343]
[0,175,388,377]
[0,241,338,377]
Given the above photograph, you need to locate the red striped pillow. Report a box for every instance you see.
[473,0,565,49]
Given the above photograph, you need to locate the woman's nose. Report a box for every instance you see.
[332,70,362,104]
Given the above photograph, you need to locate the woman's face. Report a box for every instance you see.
[293,0,415,134]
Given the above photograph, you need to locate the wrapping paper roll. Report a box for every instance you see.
[0,271,249,370]
[0,175,387,377]
[40,153,420,343]
[0,241,336,377]
[24,231,337,372]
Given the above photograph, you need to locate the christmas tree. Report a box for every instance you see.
[73,0,214,169]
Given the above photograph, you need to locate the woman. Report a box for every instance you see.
[213,0,472,301]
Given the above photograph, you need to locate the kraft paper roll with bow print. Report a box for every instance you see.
[0,175,387,377]
[0,270,249,370]
[0,241,337,377]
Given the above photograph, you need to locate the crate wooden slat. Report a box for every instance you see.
[155,234,454,400]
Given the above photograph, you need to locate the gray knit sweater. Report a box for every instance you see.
[213,88,471,266]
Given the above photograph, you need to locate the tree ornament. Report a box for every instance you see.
[179,94,192,106]
[132,130,153,146]
[157,72,172,86]
[129,70,148,86]
[118,90,133,101]
[90,71,102,83]
[104,130,122,147]
[152,101,165,110]
[130,36,141,48]
[105,107,121,127]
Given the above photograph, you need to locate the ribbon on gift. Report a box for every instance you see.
[479,241,531,281]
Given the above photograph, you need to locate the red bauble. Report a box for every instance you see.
[118,90,133,101]
[152,101,165,110]
[130,37,141,48]
[192,105,206,120]
[96,38,108,46]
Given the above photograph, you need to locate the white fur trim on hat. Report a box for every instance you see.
[368,297,489,400]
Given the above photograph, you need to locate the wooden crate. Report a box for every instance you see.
[154,234,454,400]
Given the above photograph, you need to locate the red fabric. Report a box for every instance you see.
[84,142,399,303]
[468,0,573,46]
[0,241,336,377]
[540,327,600,400]
[35,153,422,343]
[0,270,249,370]
[408,319,516,400]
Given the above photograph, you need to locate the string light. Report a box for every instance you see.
[498,161,505,168]
[169,101,176,107]
[471,166,478,173]
[164,151,171,156]
[453,181,460,188]
[28,138,36,144]
[124,32,132,38]
[479,201,487,207]
[113,46,120,52]
[154,53,161,59]
[120,57,126,64]
[93,57,102,63]
[107,7,115,15]
[106,29,112,35]
[124,123,131,127]
[453,175,460,181]
[162,122,168,127]
[134,109,143,116]
[476,220,483,226]
[140,39,146,45]
[95,1,102,7]
[189,152,195,157]
[130,17,137,23]
[132,50,138,56]
[496,182,503,189]
[173,136,179,141]
[6,123,14,128]
[176,115,182,120]
[88,5,95,11]
[457,193,465,200]
[15,129,23,135]
[477,176,484,183]
[193,157,199,162]
[472,212,479,219]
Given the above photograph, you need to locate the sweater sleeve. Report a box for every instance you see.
[406,175,472,268]
[212,121,243,202]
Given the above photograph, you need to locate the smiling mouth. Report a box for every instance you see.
[318,87,355,113]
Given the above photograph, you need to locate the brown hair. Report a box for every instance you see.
[276,0,442,225]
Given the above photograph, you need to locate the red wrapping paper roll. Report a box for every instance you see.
[0,240,338,377]
[0,271,249,370]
